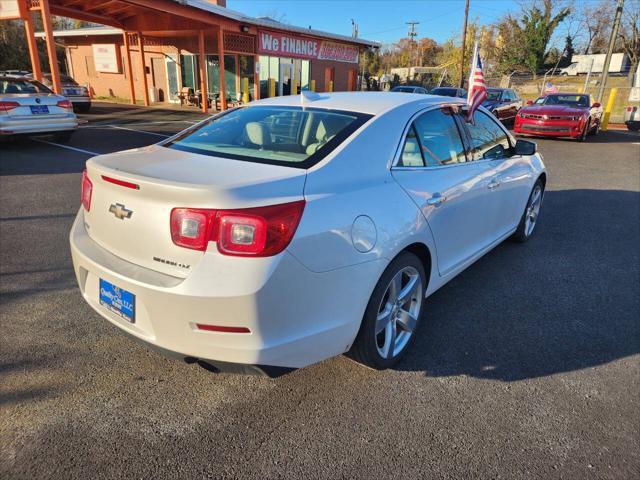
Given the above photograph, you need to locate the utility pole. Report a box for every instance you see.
[406,21,419,67]
[459,0,470,88]
[597,0,624,102]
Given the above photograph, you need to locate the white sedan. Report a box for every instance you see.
[70,92,546,376]
[0,75,78,141]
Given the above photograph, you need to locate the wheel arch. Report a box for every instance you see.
[399,242,433,291]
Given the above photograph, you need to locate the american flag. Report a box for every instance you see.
[466,42,487,122]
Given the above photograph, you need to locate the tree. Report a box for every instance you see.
[519,0,571,75]
[618,0,640,82]
[577,0,611,54]
[0,15,83,73]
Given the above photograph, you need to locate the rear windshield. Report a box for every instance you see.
[166,106,371,168]
[431,88,457,97]
[0,79,52,94]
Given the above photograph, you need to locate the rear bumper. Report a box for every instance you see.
[0,114,78,135]
[69,209,382,371]
[68,96,91,105]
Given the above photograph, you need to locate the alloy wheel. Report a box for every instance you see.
[524,184,542,237]
[375,266,423,359]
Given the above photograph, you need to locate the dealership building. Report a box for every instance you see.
[8,0,377,112]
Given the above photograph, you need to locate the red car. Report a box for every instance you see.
[514,93,602,141]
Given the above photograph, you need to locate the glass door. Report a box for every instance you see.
[239,55,255,101]
[165,54,179,103]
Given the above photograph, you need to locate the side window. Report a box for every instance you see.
[400,126,424,167]
[465,110,511,161]
[413,108,466,166]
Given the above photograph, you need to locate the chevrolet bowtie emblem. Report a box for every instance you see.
[109,203,133,220]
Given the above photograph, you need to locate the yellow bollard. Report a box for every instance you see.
[310,79,316,92]
[601,87,617,131]
[328,80,334,92]
[268,78,276,98]
[242,77,250,104]
[291,78,298,95]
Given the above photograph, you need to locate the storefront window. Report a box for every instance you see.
[224,55,237,102]
[258,55,309,97]
[180,54,199,91]
[206,55,220,95]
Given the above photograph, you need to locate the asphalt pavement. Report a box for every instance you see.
[1,103,639,479]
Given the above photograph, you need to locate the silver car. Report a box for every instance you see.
[0,76,78,141]
[32,73,92,113]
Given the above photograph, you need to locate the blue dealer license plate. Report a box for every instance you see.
[99,279,135,323]
[30,105,49,114]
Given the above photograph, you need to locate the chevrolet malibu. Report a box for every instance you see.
[70,92,546,376]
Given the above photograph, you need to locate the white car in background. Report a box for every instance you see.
[0,75,78,141]
[70,92,546,376]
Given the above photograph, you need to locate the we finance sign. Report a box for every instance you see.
[258,30,358,64]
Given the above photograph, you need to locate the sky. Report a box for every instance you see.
[227,0,528,47]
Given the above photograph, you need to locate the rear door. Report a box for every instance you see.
[392,107,499,275]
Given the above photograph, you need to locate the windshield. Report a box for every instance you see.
[485,90,501,101]
[431,88,457,97]
[391,87,413,93]
[535,94,590,107]
[0,78,52,94]
[166,106,372,168]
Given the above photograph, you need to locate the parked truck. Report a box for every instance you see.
[560,53,630,76]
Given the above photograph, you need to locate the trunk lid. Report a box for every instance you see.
[1,93,69,117]
[84,145,306,278]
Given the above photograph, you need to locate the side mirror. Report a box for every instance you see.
[514,139,536,156]
[591,102,601,108]
[526,99,534,106]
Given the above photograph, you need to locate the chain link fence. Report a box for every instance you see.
[485,74,639,124]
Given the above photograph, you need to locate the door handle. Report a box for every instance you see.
[488,179,501,190]
[427,194,447,207]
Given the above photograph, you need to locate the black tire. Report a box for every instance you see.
[349,251,427,369]
[75,105,91,113]
[577,120,590,142]
[512,179,544,243]
[627,124,640,132]
[53,131,73,143]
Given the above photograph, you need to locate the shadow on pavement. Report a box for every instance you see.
[397,188,640,381]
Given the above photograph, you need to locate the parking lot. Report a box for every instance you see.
[1,103,639,479]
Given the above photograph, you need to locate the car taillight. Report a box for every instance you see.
[81,169,93,211]
[170,200,305,256]
[0,101,19,112]
[170,208,217,251]
[57,99,73,109]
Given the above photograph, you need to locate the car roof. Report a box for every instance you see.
[250,92,465,115]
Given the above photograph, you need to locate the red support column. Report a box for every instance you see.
[122,32,136,105]
[217,27,227,111]
[253,54,259,100]
[198,30,208,114]
[137,32,150,106]
[40,0,62,93]
[19,0,42,81]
